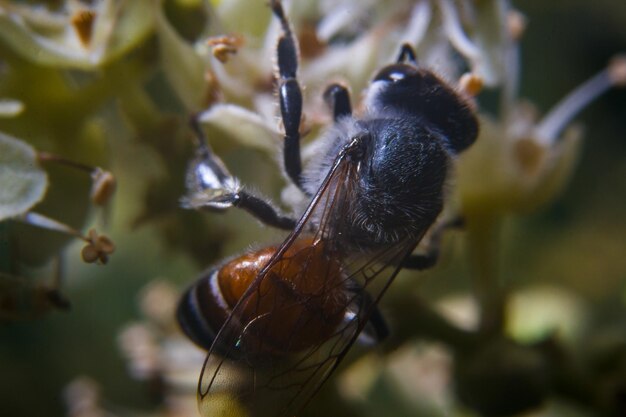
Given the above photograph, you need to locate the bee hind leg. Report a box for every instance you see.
[345,280,389,345]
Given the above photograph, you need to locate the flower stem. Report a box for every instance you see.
[465,212,507,337]
[37,151,96,173]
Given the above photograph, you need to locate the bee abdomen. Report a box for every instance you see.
[176,269,229,351]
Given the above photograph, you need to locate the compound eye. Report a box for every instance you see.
[373,64,417,83]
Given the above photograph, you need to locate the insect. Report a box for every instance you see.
[177,1,478,416]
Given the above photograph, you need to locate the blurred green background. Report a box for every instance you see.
[0,1,625,416]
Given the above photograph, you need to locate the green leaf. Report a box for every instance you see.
[0,132,48,221]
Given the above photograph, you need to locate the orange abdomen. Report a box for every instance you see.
[218,238,347,354]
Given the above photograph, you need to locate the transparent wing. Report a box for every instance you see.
[197,144,423,417]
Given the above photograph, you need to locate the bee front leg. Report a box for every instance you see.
[323,83,352,122]
[232,193,296,230]
[183,116,297,230]
[271,0,306,191]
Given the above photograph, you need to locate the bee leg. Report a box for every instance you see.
[185,116,297,230]
[396,43,418,65]
[232,193,297,230]
[359,300,389,345]
[346,280,389,345]
[402,217,464,270]
[401,251,439,270]
[271,0,305,191]
[323,83,352,122]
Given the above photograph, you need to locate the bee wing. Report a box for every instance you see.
[197,142,421,417]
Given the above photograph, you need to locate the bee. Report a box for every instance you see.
[177,1,478,416]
